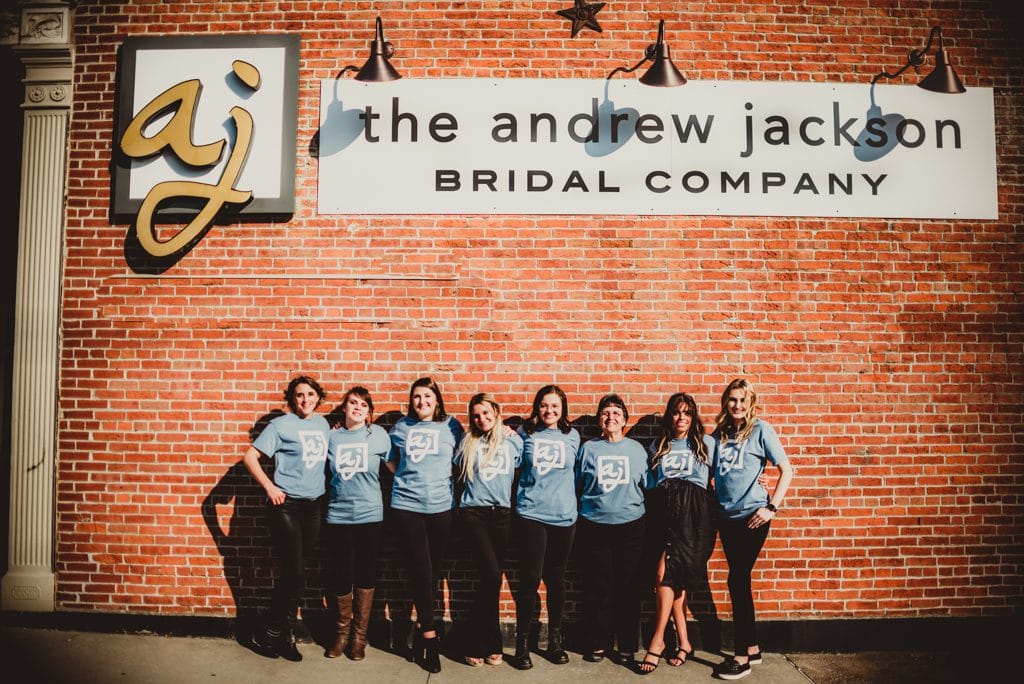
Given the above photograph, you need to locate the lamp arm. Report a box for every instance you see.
[606,55,650,81]
[871,58,920,85]
[332,65,360,99]
[871,26,943,85]
[920,26,944,55]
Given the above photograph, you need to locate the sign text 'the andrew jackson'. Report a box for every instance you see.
[316,79,996,219]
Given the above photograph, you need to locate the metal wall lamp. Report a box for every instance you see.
[606,19,686,87]
[871,26,965,93]
[339,16,401,82]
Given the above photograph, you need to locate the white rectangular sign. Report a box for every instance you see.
[317,79,997,219]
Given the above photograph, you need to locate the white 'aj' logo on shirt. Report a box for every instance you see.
[597,454,629,492]
[718,440,748,474]
[533,439,566,475]
[335,443,369,480]
[407,427,440,463]
[299,431,328,469]
[479,445,512,482]
[663,448,693,478]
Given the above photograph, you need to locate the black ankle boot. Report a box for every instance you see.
[514,633,533,670]
[277,626,303,662]
[251,624,280,659]
[547,626,569,664]
[418,634,441,673]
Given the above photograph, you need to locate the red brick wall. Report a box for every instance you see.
[58,1,1023,623]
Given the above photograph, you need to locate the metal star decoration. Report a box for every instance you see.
[556,1,605,38]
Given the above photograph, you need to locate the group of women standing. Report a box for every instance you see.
[243,375,793,681]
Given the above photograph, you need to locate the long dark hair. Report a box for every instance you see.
[406,376,447,421]
[522,384,571,434]
[650,392,708,469]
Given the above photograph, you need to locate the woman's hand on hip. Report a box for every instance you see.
[747,507,774,529]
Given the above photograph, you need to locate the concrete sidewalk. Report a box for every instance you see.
[1,625,1009,684]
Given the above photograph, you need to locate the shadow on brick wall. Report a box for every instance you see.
[200,458,276,647]
[201,410,319,648]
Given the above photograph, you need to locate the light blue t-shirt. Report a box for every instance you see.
[647,434,715,490]
[251,412,331,500]
[326,423,392,524]
[713,421,789,520]
[576,436,648,525]
[515,426,581,527]
[389,415,465,514]
[455,432,524,509]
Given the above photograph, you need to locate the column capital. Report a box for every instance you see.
[5,1,75,110]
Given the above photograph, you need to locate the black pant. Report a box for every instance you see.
[718,516,771,653]
[515,515,575,636]
[392,508,452,633]
[578,516,646,654]
[266,496,322,628]
[325,521,382,594]
[460,506,511,657]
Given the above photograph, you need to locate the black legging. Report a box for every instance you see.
[266,496,322,628]
[578,516,646,654]
[515,515,576,635]
[392,508,452,633]
[460,506,511,657]
[325,521,382,594]
[718,516,771,653]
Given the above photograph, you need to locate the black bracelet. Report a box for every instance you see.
[765,503,777,513]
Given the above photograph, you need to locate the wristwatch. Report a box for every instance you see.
[765,503,777,513]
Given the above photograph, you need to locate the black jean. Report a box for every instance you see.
[392,508,452,633]
[266,496,322,628]
[460,506,511,657]
[718,516,771,653]
[515,515,576,637]
[578,516,646,654]
[325,521,383,594]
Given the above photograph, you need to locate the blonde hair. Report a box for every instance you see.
[713,378,759,443]
[456,393,505,482]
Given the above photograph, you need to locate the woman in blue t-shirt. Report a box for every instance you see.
[512,385,580,670]
[387,377,465,673]
[243,375,331,662]
[453,393,523,667]
[711,379,794,681]
[323,386,392,661]
[575,393,649,665]
[639,392,719,673]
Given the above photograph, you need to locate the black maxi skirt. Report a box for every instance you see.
[651,478,715,594]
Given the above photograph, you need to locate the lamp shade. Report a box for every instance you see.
[605,19,686,87]
[639,44,687,87]
[355,17,401,82]
[638,20,686,87]
[917,47,965,93]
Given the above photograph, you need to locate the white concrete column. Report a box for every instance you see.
[1,0,75,612]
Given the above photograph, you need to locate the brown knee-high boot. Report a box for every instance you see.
[349,587,375,660]
[325,593,353,658]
